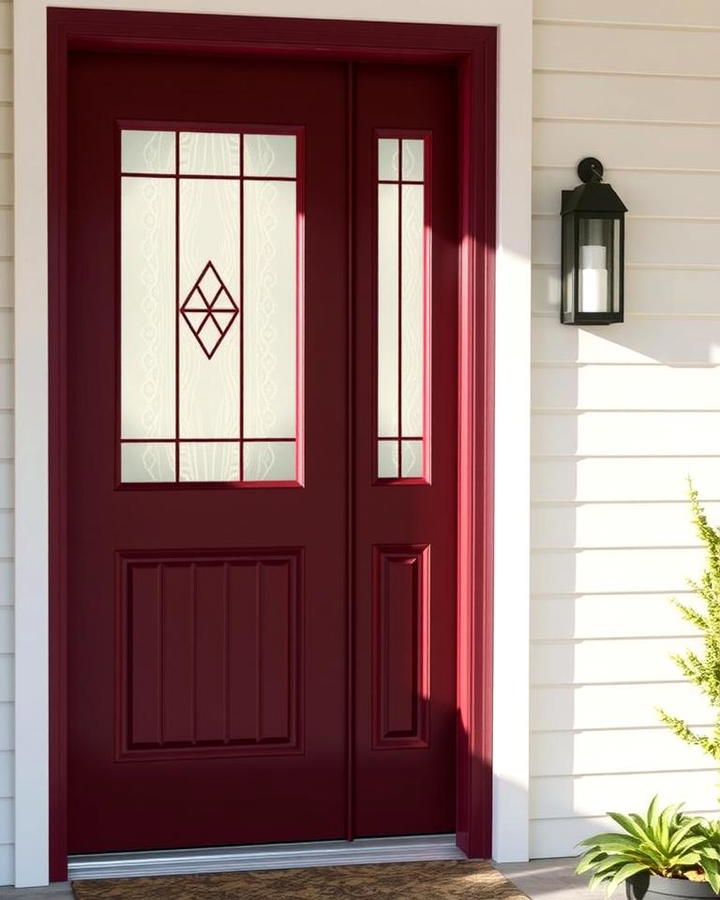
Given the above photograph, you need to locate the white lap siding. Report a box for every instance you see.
[531,0,720,857]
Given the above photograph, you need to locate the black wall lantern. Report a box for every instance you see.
[561,157,627,325]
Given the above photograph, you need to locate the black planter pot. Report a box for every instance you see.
[627,873,720,898]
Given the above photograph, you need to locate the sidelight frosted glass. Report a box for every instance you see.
[121,177,176,440]
[376,136,428,481]
[243,180,297,440]
[121,443,176,482]
[378,442,399,480]
[122,130,176,174]
[243,441,296,482]
[401,440,423,478]
[179,132,239,176]
[401,184,425,437]
[244,134,296,178]
[179,441,240,482]
[377,183,399,438]
[179,178,240,439]
[401,140,424,180]
[378,138,399,180]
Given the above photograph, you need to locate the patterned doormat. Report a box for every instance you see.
[72,860,528,898]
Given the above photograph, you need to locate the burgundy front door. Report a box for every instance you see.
[66,47,457,853]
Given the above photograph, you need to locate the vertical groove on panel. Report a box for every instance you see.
[158,564,165,745]
[255,563,262,742]
[223,562,230,745]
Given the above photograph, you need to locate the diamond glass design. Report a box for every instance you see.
[180,260,239,359]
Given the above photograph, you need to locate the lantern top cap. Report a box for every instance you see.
[561,157,627,216]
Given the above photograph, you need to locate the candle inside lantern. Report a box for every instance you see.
[579,244,608,313]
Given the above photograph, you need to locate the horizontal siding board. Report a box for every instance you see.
[0,704,11,751]
[0,608,12,654]
[531,547,703,594]
[534,120,720,172]
[533,365,720,411]
[0,751,11,799]
[531,727,713,776]
[0,261,12,310]
[534,169,720,219]
[534,71,720,123]
[0,800,11,845]
[533,218,720,268]
[0,656,12,703]
[535,23,720,77]
[530,816,619,860]
[531,457,720,503]
[0,109,11,156]
[535,0,720,27]
[0,842,11,886]
[0,56,10,106]
[530,635,703,685]
[533,266,720,316]
[0,7,10,52]
[531,682,713,731]
[0,415,12,460]
[531,501,717,548]
[531,593,698,640]
[532,411,720,457]
[531,770,718,819]
[0,158,11,206]
[0,462,13,509]
[0,564,13,608]
[533,317,720,365]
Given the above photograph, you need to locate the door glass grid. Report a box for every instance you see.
[376,136,430,481]
[120,129,301,484]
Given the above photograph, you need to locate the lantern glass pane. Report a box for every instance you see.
[612,219,622,313]
[561,214,575,317]
[578,217,613,315]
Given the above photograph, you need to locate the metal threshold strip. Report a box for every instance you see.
[69,833,464,880]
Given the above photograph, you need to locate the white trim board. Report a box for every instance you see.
[14,0,532,886]
[69,834,464,880]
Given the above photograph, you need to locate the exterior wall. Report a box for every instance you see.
[0,0,12,885]
[531,0,720,857]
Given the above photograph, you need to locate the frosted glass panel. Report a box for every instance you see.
[120,128,301,485]
[179,179,240,439]
[122,131,175,174]
[244,134,296,177]
[121,443,176,482]
[377,183,399,437]
[375,136,429,482]
[244,180,297,439]
[179,442,240,482]
[378,442,399,479]
[378,139,399,180]
[402,140,424,180]
[244,442,296,482]
[179,132,239,176]
[401,440,423,478]
[121,177,176,439]
[401,184,425,437]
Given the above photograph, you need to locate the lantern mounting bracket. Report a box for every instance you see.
[578,156,604,184]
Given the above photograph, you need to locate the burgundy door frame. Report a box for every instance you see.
[47,7,496,881]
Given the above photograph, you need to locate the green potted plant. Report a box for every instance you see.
[576,484,720,897]
[576,798,720,897]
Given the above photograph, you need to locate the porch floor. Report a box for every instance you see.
[0,858,594,898]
